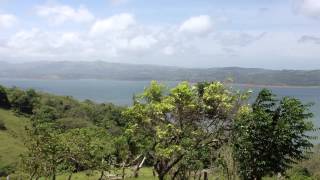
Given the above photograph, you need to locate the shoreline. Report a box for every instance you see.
[0,77,320,88]
[230,83,320,89]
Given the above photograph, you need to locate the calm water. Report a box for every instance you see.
[0,79,319,129]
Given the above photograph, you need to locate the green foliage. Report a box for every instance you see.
[20,112,63,179]
[0,83,318,180]
[8,88,38,114]
[21,112,115,179]
[59,127,115,174]
[0,85,10,109]
[124,81,247,180]
[233,88,315,180]
[56,117,92,130]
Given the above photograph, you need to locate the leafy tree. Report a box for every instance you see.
[58,127,115,180]
[0,85,10,109]
[124,81,247,180]
[20,107,63,180]
[56,117,92,130]
[21,99,116,180]
[233,89,315,180]
[9,88,38,114]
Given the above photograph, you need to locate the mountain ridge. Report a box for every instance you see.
[1,61,320,86]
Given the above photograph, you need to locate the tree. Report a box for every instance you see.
[0,85,10,109]
[124,81,247,180]
[59,127,115,180]
[21,113,115,180]
[21,108,63,180]
[9,88,38,114]
[233,89,315,180]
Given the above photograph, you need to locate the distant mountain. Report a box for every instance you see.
[1,61,320,86]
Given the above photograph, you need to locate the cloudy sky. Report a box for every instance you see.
[0,0,320,69]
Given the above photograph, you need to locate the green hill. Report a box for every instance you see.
[1,61,320,86]
[0,109,29,174]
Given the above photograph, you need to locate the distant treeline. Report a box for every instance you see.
[1,61,320,86]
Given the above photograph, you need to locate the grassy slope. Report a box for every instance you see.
[0,109,28,169]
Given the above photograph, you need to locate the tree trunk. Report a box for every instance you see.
[30,169,37,180]
[198,172,202,180]
[67,173,73,180]
[133,156,146,178]
[152,169,156,177]
[52,174,56,180]
[121,163,126,180]
[253,176,262,180]
[171,166,183,180]
[203,171,208,180]
[158,174,165,180]
[99,171,104,180]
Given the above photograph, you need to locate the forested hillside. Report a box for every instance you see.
[0,82,319,180]
[1,61,320,86]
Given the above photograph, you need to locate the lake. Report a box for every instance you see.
[0,78,319,129]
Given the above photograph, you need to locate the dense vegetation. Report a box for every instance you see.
[1,61,320,86]
[0,81,318,180]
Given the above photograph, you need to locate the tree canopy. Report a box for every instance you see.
[233,89,315,180]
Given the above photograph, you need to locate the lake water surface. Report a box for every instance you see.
[0,79,319,130]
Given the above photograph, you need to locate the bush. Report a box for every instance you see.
[0,85,10,109]
[57,117,92,130]
[9,88,38,114]
[288,167,313,180]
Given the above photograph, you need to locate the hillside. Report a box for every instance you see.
[0,84,320,179]
[0,109,28,175]
[1,61,320,86]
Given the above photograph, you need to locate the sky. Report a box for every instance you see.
[0,0,320,69]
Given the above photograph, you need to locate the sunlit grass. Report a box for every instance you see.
[0,109,28,170]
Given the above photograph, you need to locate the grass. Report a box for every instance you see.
[0,109,29,170]
[36,167,215,180]
[55,168,158,180]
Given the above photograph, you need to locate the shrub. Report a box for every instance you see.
[57,117,92,130]
[0,85,10,109]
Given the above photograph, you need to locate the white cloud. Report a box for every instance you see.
[213,32,266,47]
[90,13,136,36]
[162,46,175,56]
[36,4,94,25]
[296,0,320,18]
[128,35,158,51]
[2,12,318,69]
[5,29,93,58]
[1,13,267,63]
[0,14,17,29]
[179,15,213,35]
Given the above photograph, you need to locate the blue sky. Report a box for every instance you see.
[0,0,320,69]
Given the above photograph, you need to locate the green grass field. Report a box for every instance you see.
[0,109,28,171]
